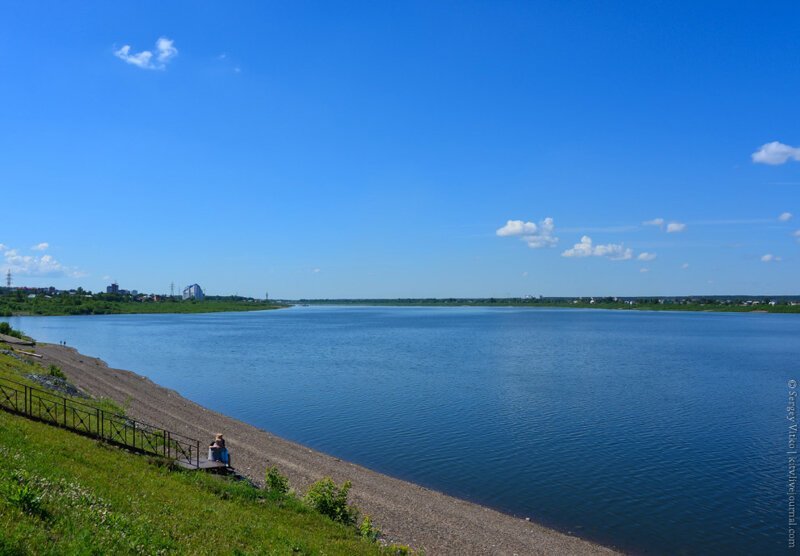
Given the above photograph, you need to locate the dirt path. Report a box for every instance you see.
[34,342,619,556]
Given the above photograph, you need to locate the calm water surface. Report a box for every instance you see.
[8,307,798,554]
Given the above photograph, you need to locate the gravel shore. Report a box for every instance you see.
[35,342,619,555]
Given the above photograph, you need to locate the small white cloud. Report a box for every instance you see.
[779,212,793,222]
[522,271,528,277]
[681,263,690,269]
[0,244,7,252]
[642,218,665,228]
[637,252,657,261]
[115,37,178,70]
[497,220,537,237]
[752,141,800,165]
[155,37,178,63]
[312,268,321,273]
[794,230,800,242]
[496,217,558,249]
[761,254,782,263]
[666,222,686,233]
[561,236,632,261]
[31,242,49,251]
[639,267,650,273]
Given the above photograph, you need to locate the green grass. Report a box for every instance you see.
[0,410,384,555]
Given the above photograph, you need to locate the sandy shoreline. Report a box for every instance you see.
[33,342,619,555]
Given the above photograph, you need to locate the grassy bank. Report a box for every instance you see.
[0,293,285,317]
[0,410,384,555]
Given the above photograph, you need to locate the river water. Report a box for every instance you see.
[7,306,797,554]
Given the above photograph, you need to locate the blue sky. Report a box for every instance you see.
[1,1,798,298]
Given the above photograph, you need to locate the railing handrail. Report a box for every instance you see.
[0,374,201,467]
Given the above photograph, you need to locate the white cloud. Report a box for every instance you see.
[496,220,537,237]
[681,263,690,269]
[3,246,83,278]
[752,141,800,165]
[779,212,793,222]
[761,254,782,263]
[639,267,649,273]
[637,252,657,261]
[496,217,558,249]
[31,242,49,251]
[115,37,178,70]
[642,218,665,228]
[794,230,800,242]
[666,221,686,233]
[0,244,7,252]
[561,236,633,261]
[155,37,178,63]
[312,268,321,273]
[522,271,528,277]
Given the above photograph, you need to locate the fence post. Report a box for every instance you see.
[63,398,67,426]
[196,440,200,467]
[132,421,136,449]
[95,408,100,436]
[24,385,28,415]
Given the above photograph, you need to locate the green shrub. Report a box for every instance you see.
[265,466,290,495]
[0,322,22,338]
[48,364,66,379]
[303,477,358,525]
[359,514,380,542]
[7,481,45,518]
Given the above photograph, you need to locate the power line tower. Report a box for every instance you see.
[170,282,175,298]
[5,269,11,288]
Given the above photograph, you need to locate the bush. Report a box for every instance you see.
[264,466,289,495]
[48,365,66,379]
[359,514,380,542]
[0,322,22,338]
[303,477,358,525]
[7,481,45,518]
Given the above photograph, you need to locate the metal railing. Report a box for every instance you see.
[0,376,200,467]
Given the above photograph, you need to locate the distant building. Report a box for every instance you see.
[183,283,204,300]
[106,282,119,294]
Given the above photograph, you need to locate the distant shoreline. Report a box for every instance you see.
[293,298,800,314]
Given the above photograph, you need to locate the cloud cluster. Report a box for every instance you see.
[752,142,800,165]
[1,244,84,278]
[496,217,558,248]
[643,217,686,233]
[114,37,178,70]
[561,236,633,260]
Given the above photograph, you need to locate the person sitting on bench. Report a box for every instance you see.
[209,433,230,465]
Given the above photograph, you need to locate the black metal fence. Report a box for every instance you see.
[0,376,200,467]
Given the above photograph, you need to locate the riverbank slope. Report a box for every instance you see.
[33,342,618,555]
